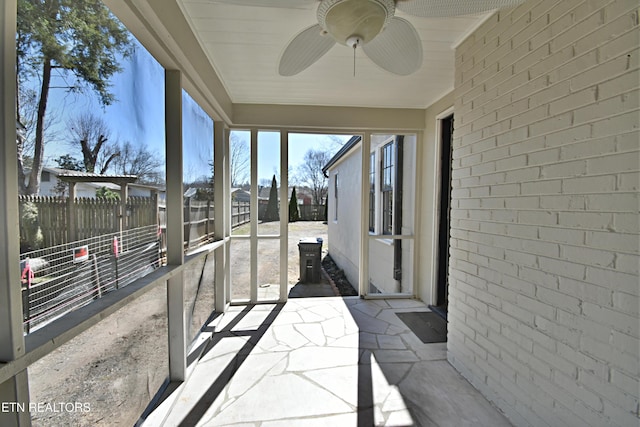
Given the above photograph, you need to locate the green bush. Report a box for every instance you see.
[20,201,43,250]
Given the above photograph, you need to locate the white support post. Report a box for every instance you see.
[214,121,228,313]
[359,132,371,297]
[250,129,258,302]
[224,129,231,304]
[412,131,423,299]
[165,70,186,381]
[279,130,288,301]
[0,1,31,425]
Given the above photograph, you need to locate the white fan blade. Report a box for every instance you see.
[396,0,527,17]
[362,17,422,76]
[209,0,316,8]
[279,24,336,76]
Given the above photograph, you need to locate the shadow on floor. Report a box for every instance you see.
[136,304,284,427]
[178,304,285,426]
[288,280,337,298]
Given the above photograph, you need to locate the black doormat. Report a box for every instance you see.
[396,311,447,343]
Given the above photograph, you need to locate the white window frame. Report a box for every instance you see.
[360,133,416,298]
[369,136,398,238]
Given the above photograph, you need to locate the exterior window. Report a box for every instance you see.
[334,174,338,221]
[41,171,50,182]
[381,142,394,235]
[369,152,375,232]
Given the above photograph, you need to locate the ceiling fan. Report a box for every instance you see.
[211,0,526,76]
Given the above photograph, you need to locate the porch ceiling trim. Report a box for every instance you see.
[232,104,426,131]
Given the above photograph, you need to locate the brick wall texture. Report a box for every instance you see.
[449,1,639,426]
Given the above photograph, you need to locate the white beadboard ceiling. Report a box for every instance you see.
[177,0,488,109]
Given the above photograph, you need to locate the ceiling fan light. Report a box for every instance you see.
[318,0,394,45]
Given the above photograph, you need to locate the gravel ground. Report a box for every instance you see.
[322,253,358,296]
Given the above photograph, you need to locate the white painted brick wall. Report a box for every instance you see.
[449,1,640,426]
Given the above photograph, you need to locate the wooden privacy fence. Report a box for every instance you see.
[20,196,320,252]
[180,199,248,248]
[19,195,158,249]
[232,201,251,226]
[159,200,250,249]
[298,204,326,221]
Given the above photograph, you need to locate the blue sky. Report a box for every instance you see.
[39,37,350,184]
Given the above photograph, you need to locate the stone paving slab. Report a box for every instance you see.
[141,297,512,427]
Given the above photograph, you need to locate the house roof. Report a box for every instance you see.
[322,135,362,176]
[40,167,144,195]
[46,167,138,184]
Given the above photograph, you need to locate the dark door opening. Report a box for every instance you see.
[431,114,453,320]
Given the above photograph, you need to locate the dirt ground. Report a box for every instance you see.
[28,284,169,427]
[230,220,330,299]
[27,221,341,426]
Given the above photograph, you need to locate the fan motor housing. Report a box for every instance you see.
[317,0,395,45]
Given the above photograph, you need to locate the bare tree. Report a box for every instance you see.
[323,135,347,154]
[297,149,332,205]
[110,141,163,184]
[230,133,250,187]
[95,142,121,176]
[67,113,120,173]
[258,178,272,188]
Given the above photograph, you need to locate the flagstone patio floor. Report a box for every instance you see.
[140,297,512,426]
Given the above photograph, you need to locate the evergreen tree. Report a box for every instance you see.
[289,187,300,222]
[54,154,83,171]
[96,186,120,200]
[263,174,279,222]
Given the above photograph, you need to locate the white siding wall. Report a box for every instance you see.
[449,1,639,426]
[330,134,418,295]
[39,177,99,198]
[327,146,361,288]
[368,240,398,292]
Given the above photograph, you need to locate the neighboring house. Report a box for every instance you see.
[257,186,312,204]
[37,167,164,199]
[131,183,166,201]
[323,135,417,294]
[231,188,250,202]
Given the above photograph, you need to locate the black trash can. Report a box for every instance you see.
[298,237,322,283]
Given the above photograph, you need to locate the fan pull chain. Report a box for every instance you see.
[347,36,361,77]
[353,44,356,77]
